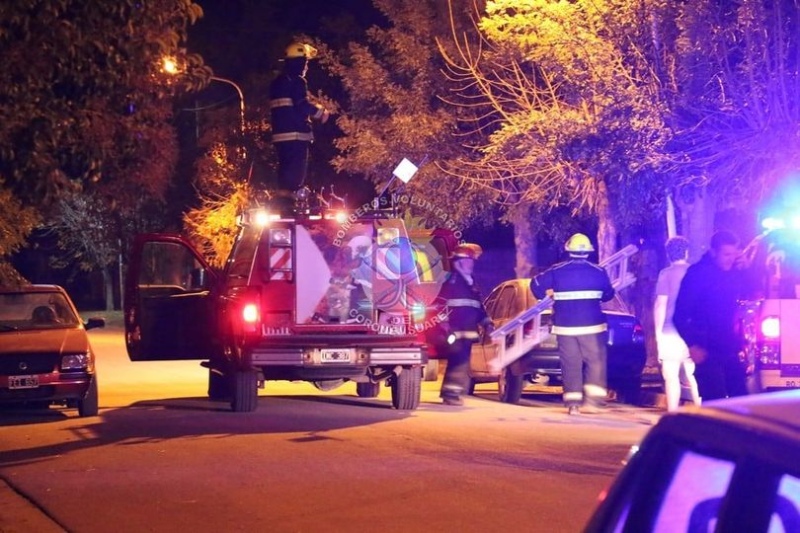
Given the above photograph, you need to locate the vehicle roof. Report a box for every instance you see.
[694,389,800,434]
[0,284,66,294]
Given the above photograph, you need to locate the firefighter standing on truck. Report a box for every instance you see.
[531,233,615,415]
[437,243,493,406]
[269,41,330,193]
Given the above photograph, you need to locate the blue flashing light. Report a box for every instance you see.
[762,217,786,231]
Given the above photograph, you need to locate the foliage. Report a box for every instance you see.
[183,120,252,267]
[663,0,800,209]
[0,178,39,285]
[442,0,672,239]
[0,0,209,284]
[319,0,496,228]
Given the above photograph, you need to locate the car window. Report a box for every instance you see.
[484,286,503,317]
[226,228,260,287]
[140,241,206,291]
[494,285,518,320]
[0,291,80,330]
[652,451,734,532]
[772,473,800,531]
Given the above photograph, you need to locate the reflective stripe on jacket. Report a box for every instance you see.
[436,272,489,334]
[531,258,614,337]
[269,72,325,143]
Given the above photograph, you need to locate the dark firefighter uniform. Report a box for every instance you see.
[531,233,615,414]
[436,243,492,406]
[269,42,329,191]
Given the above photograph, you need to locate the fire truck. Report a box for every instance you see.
[123,199,442,412]
[739,217,800,392]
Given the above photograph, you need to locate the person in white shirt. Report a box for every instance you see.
[654,236,701,411]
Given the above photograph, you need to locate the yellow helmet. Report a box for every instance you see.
[451,243,483,261]
[564,233,594,253]
[285,42,318,59]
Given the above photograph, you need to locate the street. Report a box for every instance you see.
[0,328,661,533]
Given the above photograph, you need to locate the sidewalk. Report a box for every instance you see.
[0,479,63,533]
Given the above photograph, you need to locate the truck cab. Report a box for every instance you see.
[124,207,435,412]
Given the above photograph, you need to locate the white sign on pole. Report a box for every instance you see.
[392,158,418,184]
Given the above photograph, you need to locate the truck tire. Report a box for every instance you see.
[391,367,421,410]
[208,368,230,400]
[231,370,258,412]
[498,368,523,404]
[356,382,381,398]
[78,377,99,417]
[422,360,439,382]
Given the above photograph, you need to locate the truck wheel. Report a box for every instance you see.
[498,368,523,404]
[208,368,230,400]
[422,360,439,382]
[356,382,381,398]
[391,367,421,410]
[78,377,99,417]
[231,370,258,412]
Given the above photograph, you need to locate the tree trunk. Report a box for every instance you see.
[595,180,617,263]
[510,204,538,278]
[677,184,716,262]
[102,266,114,311]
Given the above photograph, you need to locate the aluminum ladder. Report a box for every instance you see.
[487,244,639,372]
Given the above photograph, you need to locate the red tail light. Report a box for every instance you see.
[242,303,260,333]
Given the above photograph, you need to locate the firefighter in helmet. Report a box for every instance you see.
[269,41,330,193]
[531,233,615,415]
[436,243,493,406]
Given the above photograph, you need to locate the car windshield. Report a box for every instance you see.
[0,291,81,331]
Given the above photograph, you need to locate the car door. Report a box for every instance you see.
[124,234,219,361]
[470,283,518,377]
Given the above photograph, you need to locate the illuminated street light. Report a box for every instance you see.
[162,57,246,136]
[210,75,245,137]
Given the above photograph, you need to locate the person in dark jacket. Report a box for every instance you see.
[673,230,749,401]
[531,233,615,415]
[436,243,493,406]
[269,42,329,192]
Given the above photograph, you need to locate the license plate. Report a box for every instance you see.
[320,349,352,363]
[9,375,39,389]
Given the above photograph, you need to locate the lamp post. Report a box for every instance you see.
[210,76,245,137]
[162,58,245,136]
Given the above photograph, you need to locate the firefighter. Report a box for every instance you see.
[531,233,615,415]
[269,42,330,193]
[437,243,493,406]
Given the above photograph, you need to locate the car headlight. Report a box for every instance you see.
[61,353,92,371]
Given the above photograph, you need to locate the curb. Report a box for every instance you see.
[0,479,64,533]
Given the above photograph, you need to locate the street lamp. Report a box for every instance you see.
[161,57,246,136]
[209,76,245,137]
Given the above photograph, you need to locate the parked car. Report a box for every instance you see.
[585,390,800,532]
[467,278,646,404]
[0,285,105,417]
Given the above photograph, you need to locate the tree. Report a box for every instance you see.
[0,178,39,285]
[660,0,800,254]
[320,0,496,235]
[0,0,209,291]
[441,0,673,263]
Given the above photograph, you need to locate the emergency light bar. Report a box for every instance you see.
[237,208,282,227]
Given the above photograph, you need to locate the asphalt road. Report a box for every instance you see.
[0,328,663,533]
